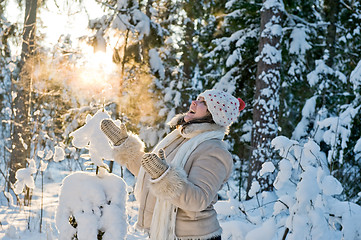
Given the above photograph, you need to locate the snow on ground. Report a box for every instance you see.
[2,112,361,240]
[0,168,248,240]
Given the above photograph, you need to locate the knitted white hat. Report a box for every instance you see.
[198,89,245,127]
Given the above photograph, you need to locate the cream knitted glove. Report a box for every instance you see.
[141,149,169,179]
[100,119,128,146]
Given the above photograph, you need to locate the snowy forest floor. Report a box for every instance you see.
[0,165,253,240]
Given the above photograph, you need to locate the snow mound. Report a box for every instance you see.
[55,171,128,240]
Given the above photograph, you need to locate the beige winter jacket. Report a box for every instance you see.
[113,119,233,240]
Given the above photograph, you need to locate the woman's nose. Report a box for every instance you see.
[191,100,196,106]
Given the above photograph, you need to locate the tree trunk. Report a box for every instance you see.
[324,0,339,67]
[181,19,195,80]
[247,0,283,198]
[9,0,38,184]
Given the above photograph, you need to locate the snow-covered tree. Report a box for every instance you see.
[248,0,284,197]
[9,0,38,185]
[269,136,361,240]
[0,5,16,194]
[286,0,361,204]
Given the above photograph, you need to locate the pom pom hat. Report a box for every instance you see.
[198,89,245,127]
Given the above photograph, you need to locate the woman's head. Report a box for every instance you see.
[196,89,245,127]
[183,96,211,123]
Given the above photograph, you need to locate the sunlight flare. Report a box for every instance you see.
[73,43,119,98]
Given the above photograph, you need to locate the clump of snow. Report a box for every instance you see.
[307,60,347,88]
[289,24,311,55]
[226,49,241,67]
[54,146,65,162]
[350,59,361,96]
[248,181,260,198]
[354,138,361,160]
[69,109,114,168]
[273,159,292,190]
[260,162,275,176]
[295,166,320,209]
[111,4,150,40]
[45,149,54,160]
[14,159,37,194]
[262,0,285,11]
[37,150,45,158]
[271,136,298,160]
[292,96,317,140]
[214,68,237,93]
[40,160,48,172]
[111,14,129,31]
[321,175,343,196]
[132,10,150,40]
[256,44,282,65]
[149,49,165,79]
[116,0,128,9]
[56,171,128,240]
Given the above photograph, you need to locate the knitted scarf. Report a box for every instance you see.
[134,127,225,240]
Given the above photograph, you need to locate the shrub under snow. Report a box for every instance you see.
[268,136,361,240]
[55,171,128,240]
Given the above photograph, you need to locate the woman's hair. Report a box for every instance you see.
[177,111,215,127]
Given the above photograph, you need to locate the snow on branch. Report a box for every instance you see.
[268,136,361,239]
[69,109,114,169]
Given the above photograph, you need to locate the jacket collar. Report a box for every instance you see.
[168,114,229,139]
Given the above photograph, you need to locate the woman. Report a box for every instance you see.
[101,89,245,240]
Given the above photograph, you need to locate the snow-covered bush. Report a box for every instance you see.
[269,136,361,240]
[56,109,129,239]
[56,171,128,240]
[225,136,361,239]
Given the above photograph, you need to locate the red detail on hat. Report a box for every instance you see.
[238,98,246,111]
[220,108,222,111]
[211,99,213,101]
[209,94,212,96]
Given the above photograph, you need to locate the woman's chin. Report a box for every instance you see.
[184,114,193,123]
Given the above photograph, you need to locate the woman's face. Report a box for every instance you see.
[184,96,209,122]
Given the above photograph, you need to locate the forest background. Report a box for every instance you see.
[1,0,361,239]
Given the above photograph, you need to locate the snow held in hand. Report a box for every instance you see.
[55,171,128,240]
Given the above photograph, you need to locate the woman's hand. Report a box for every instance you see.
[100,119,128,146]
[141,149,169,179]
